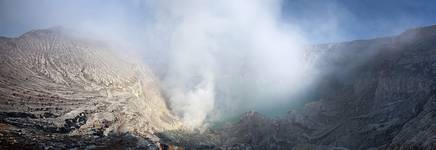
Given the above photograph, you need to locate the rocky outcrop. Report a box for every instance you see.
[0,28,181,149]
[218,25,436,149]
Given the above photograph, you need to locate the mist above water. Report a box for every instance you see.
[145,0,315,128]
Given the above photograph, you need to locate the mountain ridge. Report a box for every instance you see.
[0,28,181,149]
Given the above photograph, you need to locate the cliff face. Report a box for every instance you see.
[0,29,181,149]
[220,25,436,149]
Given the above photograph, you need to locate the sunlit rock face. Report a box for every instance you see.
[0,28,181,148]
[217,25,436,150]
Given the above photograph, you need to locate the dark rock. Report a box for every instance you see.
[216,25,436,149]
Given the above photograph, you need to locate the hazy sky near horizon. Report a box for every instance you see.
[0,0,436,43]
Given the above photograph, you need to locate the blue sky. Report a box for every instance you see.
[1,0,436,43]
[282,0,436,43]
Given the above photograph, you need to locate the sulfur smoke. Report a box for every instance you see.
[144,0,313,128]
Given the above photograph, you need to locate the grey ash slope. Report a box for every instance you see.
[219,25,436,149]
[0,29,181,149]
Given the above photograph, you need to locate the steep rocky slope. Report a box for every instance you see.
[218,25,436,149]
[0,28,181,149]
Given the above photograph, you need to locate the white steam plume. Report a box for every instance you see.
[146,0,312,128]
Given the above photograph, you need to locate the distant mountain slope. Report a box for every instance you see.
[0,28,181,149]
[220,25,436,149]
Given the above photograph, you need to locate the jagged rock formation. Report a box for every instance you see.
[217,25,436,149]
[0,28,181,149]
